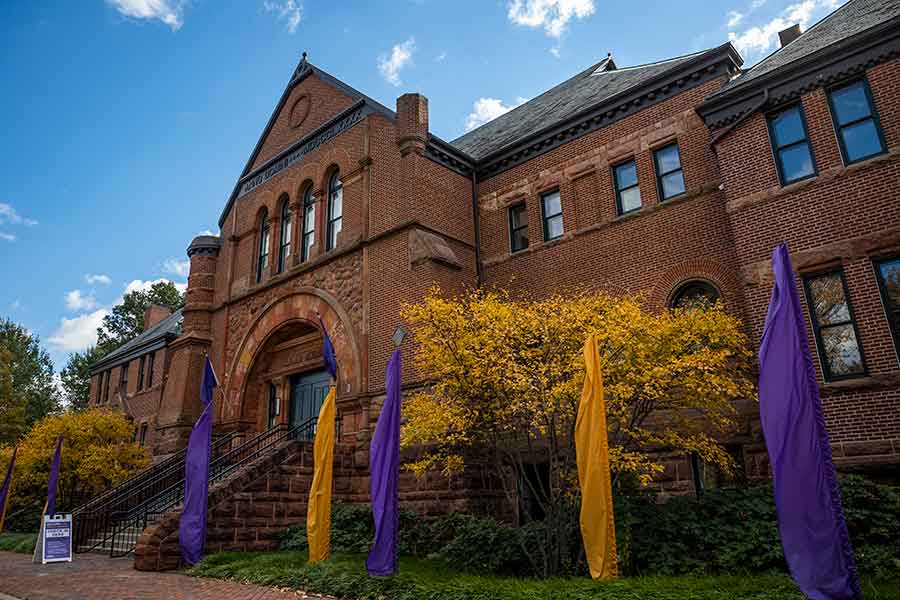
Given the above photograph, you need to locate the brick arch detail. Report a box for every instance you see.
[222,287,362,423]
[649,259,743,312]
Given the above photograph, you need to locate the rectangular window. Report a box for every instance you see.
[139,423,148,447]
[137,356,146,391]
[257,217,270,284]
[613,160,642,214]
[768,105,816,185]
[874,256,900,359]
[802,270,866,380]
[508,203,529,253]
[327,177,343,251]
[301,192,316,262]
[828,79,886,165]
[95,374,102,404]
[278,207,292,274]
[540,189,563,241]
[120,361,129,393]
[103,370,111,403]
[653,143,686,201]
[147,351,155,387]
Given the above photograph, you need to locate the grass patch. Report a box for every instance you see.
[191,551,900,600]
[0,532,36,554]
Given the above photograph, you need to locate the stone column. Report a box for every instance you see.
[152,235,222,457]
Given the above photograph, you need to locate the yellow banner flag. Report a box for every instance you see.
[575,334,618,580]
[307,386,336,563]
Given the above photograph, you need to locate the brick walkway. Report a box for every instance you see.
[0,552,331,600]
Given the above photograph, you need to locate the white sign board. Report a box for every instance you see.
[41,514,72,564]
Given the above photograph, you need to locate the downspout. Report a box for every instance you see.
[471,166,484,286]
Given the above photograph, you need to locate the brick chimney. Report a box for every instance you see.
[143,305,172,331]
[396,93,429,156]
[778,24,802,48]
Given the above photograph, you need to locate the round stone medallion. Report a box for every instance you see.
[289,94,311,129]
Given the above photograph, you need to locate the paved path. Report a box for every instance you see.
[0,552,331,600]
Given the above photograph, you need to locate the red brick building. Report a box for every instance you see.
[94,0,900,541]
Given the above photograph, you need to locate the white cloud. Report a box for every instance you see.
[435,51,447,62]
[198,229,216,236]
[0,203,38,226]
[106,0,185,30]
[65,290,98,312]
[162,258,191,278]
[507,0,595,38]
[263,0,302,33]
[0,232,15,242]
[727,10,744,27]
[124,278,187,295]
[378,38,416,87]
[48,308,110,351]
[728,0,844,59]
[464,97,529,132]
[549,46,561,58]
[85,274,112,286]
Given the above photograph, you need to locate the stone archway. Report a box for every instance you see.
[221,288,363,428]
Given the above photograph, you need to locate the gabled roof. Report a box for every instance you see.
[711,0,900,99]
[90,309,183,374]
[218,56,396,228]
[450,47,724,161]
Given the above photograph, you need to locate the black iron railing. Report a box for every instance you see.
[104,420,315,557]
[73,432,241,554]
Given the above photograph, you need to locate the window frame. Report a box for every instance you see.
[801,268,868,381]
[137,355,146,391]
[872,255,900,362]
[139,423,148,447]
[120,361,129,394]
[653,142,686,202]
[96,374,103,404]
[326,171,343,252]
[827,78,887,166]
[540,188,564,242]
[103,370,110,403]
[147,351,155,387]
[612,159,642,215]
[300,186,316,263]
[669,279,721,310]
[767,103,818,187]
[277,198,292,274]
[508,203,529,253]
[256,210,270,284]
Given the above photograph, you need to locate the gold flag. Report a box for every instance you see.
[575,334,618,580]
[307,386,336,563]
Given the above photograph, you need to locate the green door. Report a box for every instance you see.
[290,370,331,440]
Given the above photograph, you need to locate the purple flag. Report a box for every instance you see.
[759,242,860,600]
[46,435,62,517]
[366,348,401,576]
[0,447,17,533]
[319,317,338,380]
[179,357,217,566]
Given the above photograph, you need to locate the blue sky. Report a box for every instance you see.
[0,0,846,370]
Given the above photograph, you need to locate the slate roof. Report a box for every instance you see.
[450,48,717,160]
[91,309,183,372]
[711,0,900,98]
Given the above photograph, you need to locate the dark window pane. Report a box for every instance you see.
[771,108,806,146]
[831,82,871,125]
[878,259,900,307]
[779,144,815,182]
[510,205,527,229]
[542,191,561,217]
[820,324,864,376]
[842,120,883,162]
[671,281,720,310]
[656,145,681,173]
[619,186,642,213]
[512,229,529,251]
[808,274,850,325]
[615,161,638,188]
[545,215,563,239]
[661,171,685,199]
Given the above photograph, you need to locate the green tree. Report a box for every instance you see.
[0,318,60,429]
[59,346,107,412]
[96,281,185,354]
[0,346,27,444]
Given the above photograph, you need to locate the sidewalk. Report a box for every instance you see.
[0,552,330,600]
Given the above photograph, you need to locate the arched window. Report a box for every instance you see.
[326,171,342,251]
[300,185,316,262]
[277,198,291,274]
[256,209,270,283]
[670,280,720,310]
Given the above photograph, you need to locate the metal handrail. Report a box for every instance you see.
[105,421,316,557]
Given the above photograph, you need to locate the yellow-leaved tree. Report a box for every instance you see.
[400,287,756,576]
[0,409,149,529]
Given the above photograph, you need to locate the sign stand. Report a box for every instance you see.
[34,514,72,564]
